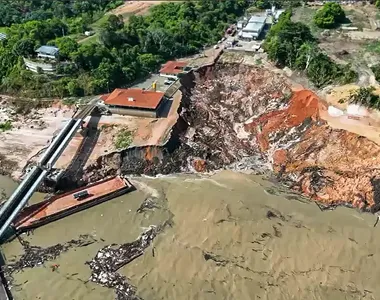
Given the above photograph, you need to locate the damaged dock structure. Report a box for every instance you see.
[0,103,135,243]
[14,176,133,232]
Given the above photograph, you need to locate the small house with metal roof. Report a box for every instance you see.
[0,33,7,41]
[36,46,59,60]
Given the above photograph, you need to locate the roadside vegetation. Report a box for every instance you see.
[0,0,249,99]
[264,9,357,88]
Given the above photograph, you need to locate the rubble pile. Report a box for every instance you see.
[87,226,158,300]
[180,64,292,168]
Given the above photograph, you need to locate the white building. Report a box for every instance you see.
[36,46,59,60]
[238,16,267,40]
[237,20,245,29]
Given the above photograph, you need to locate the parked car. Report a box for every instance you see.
[164,79,173,85]
[214,45,219,49]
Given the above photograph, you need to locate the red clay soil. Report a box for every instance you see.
[244,89,380,210]
[244,90,324,151]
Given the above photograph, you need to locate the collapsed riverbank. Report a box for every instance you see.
[76,61,380,212]
[2,58,380,212]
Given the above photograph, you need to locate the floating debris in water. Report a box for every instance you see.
[137,197,160,213]
[3,234,96,289]
[86,226,160,300]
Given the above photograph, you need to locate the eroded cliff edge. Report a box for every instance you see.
[82,62,380,212]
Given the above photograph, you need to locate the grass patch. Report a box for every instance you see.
[0,26,8,34]
[115,128,133,150]
[78,34,98,45]
[291,7,322,36]
[90,13,109,30]
[0,120,12,131]
[365,41,380,54]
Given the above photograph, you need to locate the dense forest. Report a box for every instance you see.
[263,9,357,88]
[0,0,123,27]
[0,0,249,98]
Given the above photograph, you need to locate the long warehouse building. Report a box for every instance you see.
[238,16,267,40]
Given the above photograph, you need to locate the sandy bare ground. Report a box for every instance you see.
[0,101,74,178]
[111,1,180,19]
[317,84,380,146]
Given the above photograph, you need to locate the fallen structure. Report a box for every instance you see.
[13,176,133,233]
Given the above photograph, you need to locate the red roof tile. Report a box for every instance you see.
[100,93,110,101]
[159,61,188,75]
[102,88,164,110]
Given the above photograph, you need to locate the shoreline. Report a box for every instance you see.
[3,52,380,213]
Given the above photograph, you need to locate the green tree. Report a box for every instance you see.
[12,38,35,57]
[67,80,83,96]
[314,2,346,28]
[264,9,356,88]
[102,14,124,31]
[48,37,78,60]
[264,19,314,67]
[138,53,162,74]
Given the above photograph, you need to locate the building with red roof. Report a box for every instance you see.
[159,61,190,79]
[101,88,166,118]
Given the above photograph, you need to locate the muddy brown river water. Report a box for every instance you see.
[0,172,379,300]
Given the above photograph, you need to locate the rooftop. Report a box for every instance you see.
[238,31,260,38]
[36,45,59,56]
[159,61,188,75]
[243,22,265,32]
[103,88,165,110]
[248,16,267,24]
[0,33,7,41]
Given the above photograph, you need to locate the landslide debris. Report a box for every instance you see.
[180,63,380,211]
[83,62,380,211]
